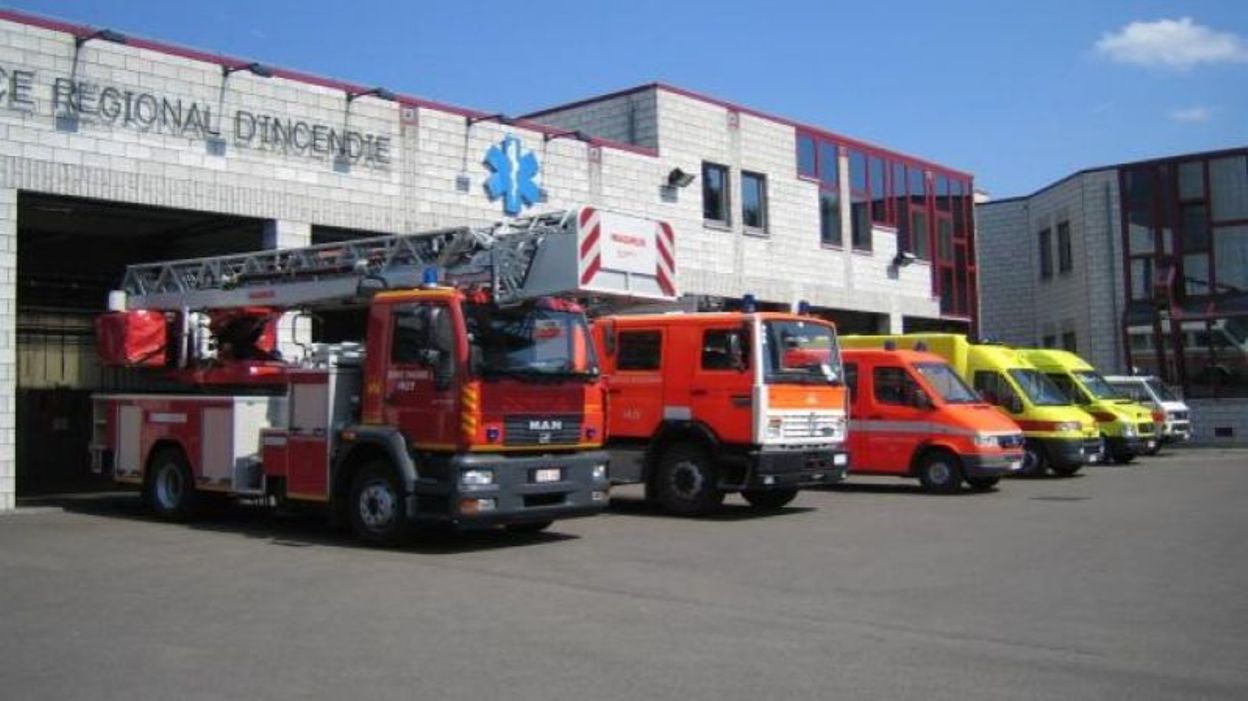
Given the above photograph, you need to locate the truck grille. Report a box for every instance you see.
[779,413,842,441]
[1172,411,1188,421]
[504,414,582,447]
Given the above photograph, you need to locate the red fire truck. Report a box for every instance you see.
[591,307,849,515]
[90,207,678,544]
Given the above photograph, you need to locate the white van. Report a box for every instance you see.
[1104,375,1191,451]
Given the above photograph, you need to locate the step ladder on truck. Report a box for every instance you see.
[90,207,679,545]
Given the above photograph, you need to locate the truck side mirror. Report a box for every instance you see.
[1007,395,1024,414]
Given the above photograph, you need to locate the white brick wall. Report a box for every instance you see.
[1189,398,1248,446]
[0,187,13,511]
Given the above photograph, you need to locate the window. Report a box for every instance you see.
[1182,204,1210,296]
[1043,335,1057,348]
[617,331,662,371]
[849,151,867,193]
[910,207,929,259]
[1210,156,1248,222]
[848,150,871,250]
[1215,224,1248,293]
[973,371,1021,410]
[741,171,767,232]
[873,366,921,406]
[937,220,954,261]
[1125,168,1155,254]
[1057,221,1073,273]
[702,162,730,224]
[852,201,872,250]
[820,190,842,246]
[935,174,950,212]
[819,142,839,185]
[869,156,887,224]
[844,362,859,402]
[1038,228,1053,279]
[1046,373,1087,404]
[1178,161,1205,200]
[392,303,434,364]
[1062,331,1078,353]
[1131,257,1156,300]
[797,135,817,178]
[701,329,747,370]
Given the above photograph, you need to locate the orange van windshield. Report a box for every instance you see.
[763,320,841,385]
[914,362,979,404]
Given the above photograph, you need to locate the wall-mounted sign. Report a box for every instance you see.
[0,64,392,170]
[484,134,540,216]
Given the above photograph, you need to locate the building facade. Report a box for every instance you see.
[977,148,1248,444]
[0,9,976,509]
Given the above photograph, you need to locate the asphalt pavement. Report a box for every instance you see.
[2,448,1247,701]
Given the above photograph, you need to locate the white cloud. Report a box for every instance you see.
[1169,106,1214,123]
[1096,17,1248,68]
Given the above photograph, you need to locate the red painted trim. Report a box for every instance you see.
[0,8,656,158]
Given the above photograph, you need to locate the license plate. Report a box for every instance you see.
[1147,441,1157,450]
[534,468,562,483]
[1087,453,1100,464]
[1008,460,1022,471]
[833,454,848,466]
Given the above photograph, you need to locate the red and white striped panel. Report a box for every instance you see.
[578,207,677,298]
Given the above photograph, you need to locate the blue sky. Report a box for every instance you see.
[8,0,1246,195]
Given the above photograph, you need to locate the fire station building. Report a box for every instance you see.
[0,9,977,509]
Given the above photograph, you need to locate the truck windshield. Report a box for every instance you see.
[914,362,979,404]
[1073,370,1126,400]
[465,304,598,380]
[1146,378,1179,402]
[763,320,841,385]
[1007,368,1069,406]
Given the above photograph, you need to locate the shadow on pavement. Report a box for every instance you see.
[606,495,815,521]
[19,491,581,554]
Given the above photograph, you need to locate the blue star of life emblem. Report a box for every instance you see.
[484,134,541,216]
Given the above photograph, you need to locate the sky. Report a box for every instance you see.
[6,0,1247,196]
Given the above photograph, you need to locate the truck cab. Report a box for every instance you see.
[842,348,1025,492]
[1104,374,1191,449]
[592,312,849,515]
[841,334,1100,476]
[1021,349,1157,464]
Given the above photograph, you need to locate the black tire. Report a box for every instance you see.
[654,443,724,516]
[145,447,197,521]
[1145,443,1162,457]
[505,520,553,534]
[1050,461,1083,476]
[1019,441,1048,477]
[742,488,799,511]
[916,451,963,494]
[965,476,1000,491]
[348,460,411,547]
[1111,451,1136,465]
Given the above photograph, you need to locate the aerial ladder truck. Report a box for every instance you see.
[90,207,678,544]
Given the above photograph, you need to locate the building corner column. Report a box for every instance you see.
[0,188,16,511]
[263,220,313,361]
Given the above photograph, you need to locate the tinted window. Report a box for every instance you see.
[935,174,950,212]
[915,362,978,403]
[852,200,871,250]
[820,190,842,246]
[392,304,434,364]
[1057,221,1073,273]
[1046,373,1087,403]
[617,331,661,371]
[1038,228,1053,279]
[973,371,1022,410]
[819,142,839,185]
[873,366,920,406]
[911,208,929,259]
[1062,331,1078,353]
[701,329,747,371]
[869,156,887,223]
[797,135,817,178]
[742,171,767,231]
[844,362,859,402]
[1178,161,1204,200]
[702,162,729,223]
[1210,156,1248,222]
[1215,224,1248,293]
[849,151,867,193]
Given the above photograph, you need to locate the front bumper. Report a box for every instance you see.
[1105,435,1145,458]
[1163,422,1191,443]
[962,451,1025,478]
[1037,436,1102,468]
[740,446,849,489]
[406,450,610,529]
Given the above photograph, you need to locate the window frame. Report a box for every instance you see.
[741,170,768,234]
[701,161,731,226]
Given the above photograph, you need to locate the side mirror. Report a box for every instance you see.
[1007,395,1024,414]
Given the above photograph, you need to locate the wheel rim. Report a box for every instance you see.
[358,479,397,531]
[668,461,704,501]
[928,460,953,485]
[155,464,183,510]
[1022,447,1040,472]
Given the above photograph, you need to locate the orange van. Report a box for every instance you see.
[592,311,850,515]
[842,348,1025,492]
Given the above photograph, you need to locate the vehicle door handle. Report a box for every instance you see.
[691,389,709,397]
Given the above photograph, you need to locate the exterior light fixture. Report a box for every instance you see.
[465,113,516,127]
[74,28,127,48]
[544,129,592,143]
[222,62,275,78]
[346,86,397,102]
[892,251,917,267]
[667,168,696,188]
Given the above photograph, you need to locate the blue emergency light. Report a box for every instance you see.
[422,266,440,286]
[797,300,811,315]
[742,293,757,313]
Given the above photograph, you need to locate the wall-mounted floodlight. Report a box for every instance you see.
[74,29,127,48]
[222,62,275,78]
[346,86,397,103]
[893,251,918,267]
[667,168,696,188]
[466,113,515,127]
[544,129,592,144]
